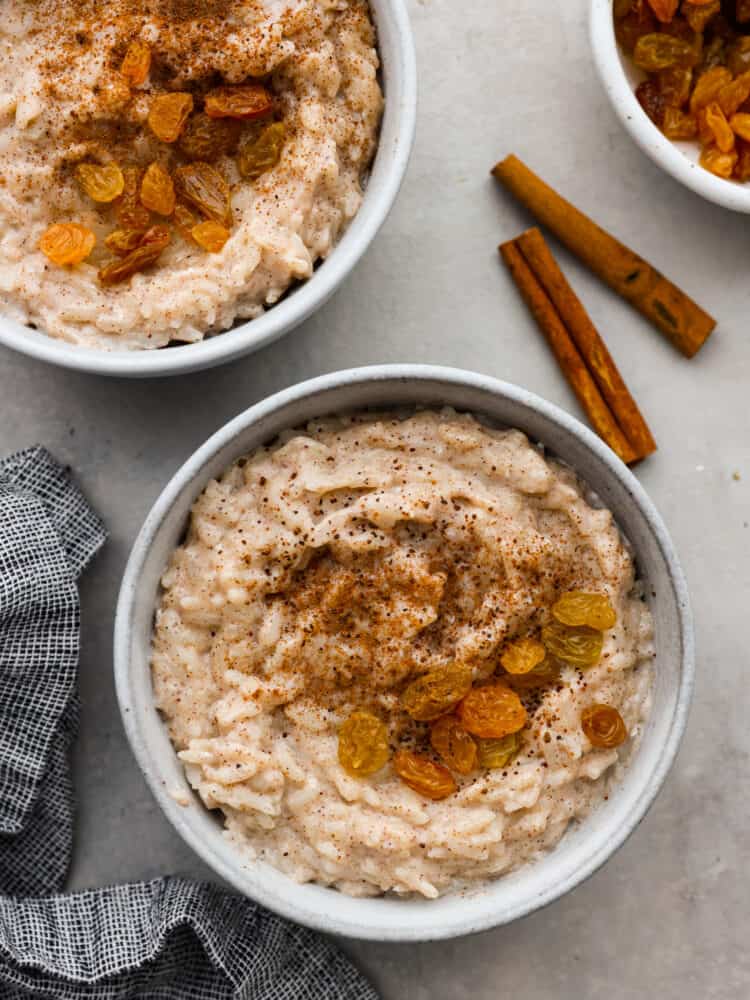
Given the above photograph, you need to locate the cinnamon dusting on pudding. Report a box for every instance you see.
[0,0,383,347]
[150,410,655,898]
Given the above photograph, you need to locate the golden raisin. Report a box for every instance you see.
[552,592,617,630]
[662,106,698,138]
[191,220,230,253]
[615,0,657,52]
[717,72,750,118]
[457,683,527,739]
[174,162,232,227]
[140,162,175,216]
[98,225,170,285]
[430,717,477,775]
[75,163,125,203]
[541,621,603,668]
[338,711,390,778]
[104,229,148,256]
[699,144,738,177]
[682,0,719,32]
[700,102,735,152]
[505,654,561,691]
[178,113,241,161]
[134,224,170,249]
[39,223,95,266]
[392,750,457,800]
[696,106,713,144]
[500,637,546,675]
[633,33,694,71]
[204,82,273,120]
[646,0,678,21]
[173,203,199,241]
[731,112,750,141]
[115,168,151,230]
[148,92,194,143]
[581,705,628,749]
[401,665,473,722]
[658,66,692,107]
[477,732,523,770]
[237,121,286,181]
[120,40,151,87]
[690,66,732,113]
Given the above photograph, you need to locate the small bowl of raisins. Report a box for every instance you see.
[591,0,750,210]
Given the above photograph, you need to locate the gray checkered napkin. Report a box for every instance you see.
[0,447,378,1000]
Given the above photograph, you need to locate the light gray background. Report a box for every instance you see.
[1,1,747,997]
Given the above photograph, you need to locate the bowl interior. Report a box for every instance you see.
[0,0,416,377]
[590,0,750,212]
[115,367,692,940]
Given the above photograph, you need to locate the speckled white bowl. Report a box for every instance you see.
[114,365,693,941]
[0,0,416,377]
[591,0,750,212]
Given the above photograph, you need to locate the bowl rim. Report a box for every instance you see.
[114,363,694,940]
[590,0,750,213]
[0,0,417,378]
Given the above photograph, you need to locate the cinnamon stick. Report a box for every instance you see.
[499,239,638,464]
[515,228,656,460]
[492,155,715,358]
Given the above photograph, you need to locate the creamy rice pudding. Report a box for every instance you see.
[151,410,654,898]
[0,0,383,348]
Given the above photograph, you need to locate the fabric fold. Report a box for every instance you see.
[0,879,377,1000]
[0,447,105,842]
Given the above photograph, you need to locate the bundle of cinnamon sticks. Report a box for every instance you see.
[492,155,716,465]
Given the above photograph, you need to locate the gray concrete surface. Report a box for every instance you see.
[1,1,747,997]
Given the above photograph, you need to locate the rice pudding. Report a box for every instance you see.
[151,410,654,898]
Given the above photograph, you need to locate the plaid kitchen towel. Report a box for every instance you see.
[0,447,377,1000]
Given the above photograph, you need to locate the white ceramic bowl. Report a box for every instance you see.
[0,2,416,378]
[591,0,750,212]
[114,364,694,941]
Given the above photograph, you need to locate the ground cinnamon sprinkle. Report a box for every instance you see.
[164,0,233,21]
